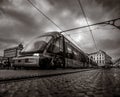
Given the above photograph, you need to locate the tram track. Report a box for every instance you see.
[0,69,96,84]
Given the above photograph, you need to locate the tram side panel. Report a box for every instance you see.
[45,35,86,68]
[64,38,87,68]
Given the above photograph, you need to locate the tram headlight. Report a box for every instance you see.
[33,53,40,56]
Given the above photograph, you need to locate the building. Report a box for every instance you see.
[3,44,23,65]
[88,50,112,67]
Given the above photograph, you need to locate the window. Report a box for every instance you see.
[79,53,86,62]
[79,52,82,61]
[65,40,74,59]
[97,60,98,63]
[91,56,93,59]
[22,36,52,52]
[18,60,21,63]
[103,60,105,64]
[73,49,79,60]
[47,36,63,54]
[66,43,73,59]
[100,60,101,63]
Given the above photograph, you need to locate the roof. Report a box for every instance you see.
[88,50,112,59]
[37,31,61,38]
[4,46,18,51]
[4,44,23,51]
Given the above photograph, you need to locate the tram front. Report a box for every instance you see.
[12,35,53,69]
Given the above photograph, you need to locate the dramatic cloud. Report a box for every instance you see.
[0,0,119,61]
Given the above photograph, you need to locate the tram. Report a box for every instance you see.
[12,32,97,69]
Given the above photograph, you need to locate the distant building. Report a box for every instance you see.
[88,50,112,67]
[4,44,23,58]
[3,44,23,65]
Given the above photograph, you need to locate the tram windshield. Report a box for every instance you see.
[22,36,52,53]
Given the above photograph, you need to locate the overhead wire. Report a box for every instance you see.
[71,27,118,36]
[64,33,82,48]
[77,0,98,51]
[65,26,102,35]
[27,0,84,50]
[27,0,63,31]
[61,18,120,33]
[27,0,117,51]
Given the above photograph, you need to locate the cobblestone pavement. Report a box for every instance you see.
[0,68,120,97]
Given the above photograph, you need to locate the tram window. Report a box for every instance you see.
[54,40,60,53]
[79,52,83,61]
[73,49,78,60]
[66,42,73,59]
[22,36,52,52]
[80,54,86,62]
[47,37,63,54]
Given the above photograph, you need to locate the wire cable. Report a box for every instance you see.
[63,32,84,51]
[27,0,63,31]
[77,0,98,51]
[28,0,85,51]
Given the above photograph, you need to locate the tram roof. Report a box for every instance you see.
[37,31,61,37]
[37,31,88,58]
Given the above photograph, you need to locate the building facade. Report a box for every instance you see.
[3,44,23,65]
[88,50,112,67]
[4,44,23,58]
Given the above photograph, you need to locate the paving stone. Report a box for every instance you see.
[93,94,103,97]
[86,91,94,96]
[77,93,86,97]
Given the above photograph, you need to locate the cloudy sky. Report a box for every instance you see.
[0,0,120,61]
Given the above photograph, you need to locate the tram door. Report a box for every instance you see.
[47,36,64,68]
[65,40,74,68]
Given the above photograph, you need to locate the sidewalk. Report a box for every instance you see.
[0,69,91,81]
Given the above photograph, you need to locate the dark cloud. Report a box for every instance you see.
[47,0,80,12]
[0,0,9,4]
[114,49,120,58]
[34,0,85,29]
[0,37,19,55]
[98,39,120,50]
[95,0,120,9]
[0,0,13,7]
[1,8,39,28]
[0,38,19,44]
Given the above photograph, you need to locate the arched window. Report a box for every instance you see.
[91,56,93,59]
